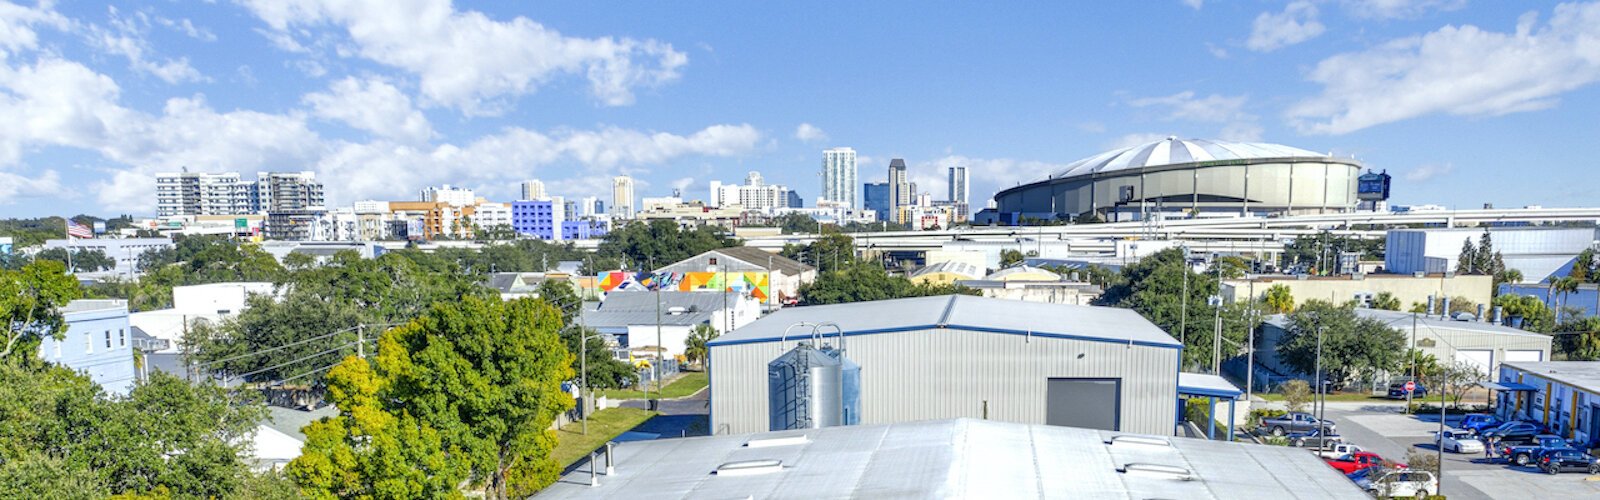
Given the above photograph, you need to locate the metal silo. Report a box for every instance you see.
[827,346,862,426]
[767,343,843,431]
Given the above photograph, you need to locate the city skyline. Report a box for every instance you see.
[3,1,1600,217]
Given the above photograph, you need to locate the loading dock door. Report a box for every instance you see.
[1046,378,1121,431]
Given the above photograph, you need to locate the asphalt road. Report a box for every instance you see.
[619,387,710,439]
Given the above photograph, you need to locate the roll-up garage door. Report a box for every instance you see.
[1046,378,1121,431]
[1455,350,1493,377]
[1505,350,1544,363]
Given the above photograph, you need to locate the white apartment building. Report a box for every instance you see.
[421,185,476,207]
[474,202,512,230]
[156,171,323,217]
[708,171,793,213]
[821,147,858,209]
[521,180,546,201]
[612,176,636,219]
[257,171,324,212]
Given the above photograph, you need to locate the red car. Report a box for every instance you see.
[1324,451,1403,474]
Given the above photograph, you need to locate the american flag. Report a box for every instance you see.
[66,219,94,239]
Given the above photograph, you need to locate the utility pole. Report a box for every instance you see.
[1180,251,1190,347]
[1408,312,1418,414]
[1212,258,1223,374]
[1246,277,1256,400]
[1315,325,1326,438]
[356,324,364,359]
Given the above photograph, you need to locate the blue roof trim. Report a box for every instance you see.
[707,323,1183,350]
[1179,387,1243,399]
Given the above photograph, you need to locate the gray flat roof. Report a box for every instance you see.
[1179,372,1244,399]
[62,299,128,314]
[707,295,1180,349]
[1265,308,1550,340]
[1502,361,1600,392]
[535,418,1367,499]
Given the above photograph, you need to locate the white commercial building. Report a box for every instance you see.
[582,291,761,357]
[820,147,858,208]
[473,202,512,231]
[709,171,793,213]
[1385,227,1596,283]
[44,237,175,277]
[129,282,278,356]
[420,184,476,207]
[612,176,636,219]
[156,171,256,216]
[708,295,1183,436]
[521,180,546,201]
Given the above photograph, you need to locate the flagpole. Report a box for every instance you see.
[64,218,74,274]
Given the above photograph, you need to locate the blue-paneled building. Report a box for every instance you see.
[39,300,139,395]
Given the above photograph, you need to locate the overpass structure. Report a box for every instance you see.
[741,208,1600,255]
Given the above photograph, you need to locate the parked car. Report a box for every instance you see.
[1503,434,1577,466]
[1540,449,1600,475]
[1386,381,1428,399]
[1260,412,1337,437]
[1323,451,1398,474]
[1481,421,1545,444]
[1286,428,1343,448]
[1350,468,1437,498]
[1459,414,1504,435]
[1314,442,1366,460]
[1434,429,1485,454]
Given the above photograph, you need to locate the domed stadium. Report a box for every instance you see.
[993,137,1364,222]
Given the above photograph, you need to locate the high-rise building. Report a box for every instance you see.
[948,165,969,205]
[256,171,325,212]
[521,180,547,201]
[821,147,858,209]
[708,171,794,213]
[887,158,911,223]
[511,198,566,240]
[420,185,476,207]
[863,182,890,222]
[156,170,323,216]
[580,196,600,217]
[612,176,636,219]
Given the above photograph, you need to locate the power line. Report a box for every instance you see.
[228,340,361,381]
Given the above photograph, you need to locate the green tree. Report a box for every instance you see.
[535,279,636,389]
[1000,249,1025,268]
[0,260,83,361]
[772,212,821,234]
[1274,300,1406,387]
[685,324,719,368]
[1279,379,1311,413]
[290,296,575,499]
[1096,248,1246,368]
[1263,284,1294,314]
[1371,292,1402,311]
[1208,256,1250,279]
[596,220,738,270]
[782,233,857,273]
[1555,317,1600,361]
[34,247,117,272]
[1456,237,1479,274]
[1494,293,1555,332]
[1550,276,1581,322]
[799,262,977,305]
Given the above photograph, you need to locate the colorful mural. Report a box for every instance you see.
[595,271,770,301]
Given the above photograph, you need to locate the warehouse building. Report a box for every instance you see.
[707,295,1182,435]
[1495,362,1600,448]
[1223,273,1493,312]
[536,418,1367,499]
[993,137,1363,222]
[1254,308,1550,390]
[1385,227,1596,283]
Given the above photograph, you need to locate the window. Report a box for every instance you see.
[119,329,126,347]
[85,332,92,354]
[105,331,112,349]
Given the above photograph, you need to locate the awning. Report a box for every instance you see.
[1482,381,1539,392]
[1178,372,1243,399]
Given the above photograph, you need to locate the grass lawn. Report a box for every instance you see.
[552,407,657,467]
[594,372,708,400]
[1255,392,1393,402]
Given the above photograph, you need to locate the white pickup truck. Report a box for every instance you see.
[1313,443,1364,460]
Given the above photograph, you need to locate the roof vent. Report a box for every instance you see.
[716,459,783,476]
[1108,435,1173,449]
[745,435,809,448]
[1120,463,1194,481]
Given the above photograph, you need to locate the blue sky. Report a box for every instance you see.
[1,0,1598,217]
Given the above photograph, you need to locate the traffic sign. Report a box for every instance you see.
[1404,381,1416,392]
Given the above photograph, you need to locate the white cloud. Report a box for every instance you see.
[1205,42,1229,59]
[154,16,216,41]
[1288,3,1600,134]
[1247,1,1325,52]
[1343,0,1465,20]
[1125,91,1261,141]
[794,123,828,143]
[0,0,70,55]
[86,6,204,84]
[0,170,64,203]
[304,76,433,144]
[1404,163,1455,182]
[240,0,688,114]
[1182,0,1204,10]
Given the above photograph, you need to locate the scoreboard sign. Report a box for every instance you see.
[1357,170,1391,201]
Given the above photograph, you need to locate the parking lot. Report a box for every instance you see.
[1314,401,1600,499]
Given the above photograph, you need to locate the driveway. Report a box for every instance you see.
[619,387,710,439]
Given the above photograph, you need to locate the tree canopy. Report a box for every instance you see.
[595,220,738,271]
[799,261,977,305]
[1,260,83,361]
[1096,248,1251,368]
[1274,300,1406,387]
[289,296,574,499]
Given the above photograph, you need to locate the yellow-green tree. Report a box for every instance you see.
[289,296,575,499]
[1264,284,1295,314]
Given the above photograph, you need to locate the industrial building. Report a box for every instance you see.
[1385,227,1596,283]
[1254,308,1551,391]
[653,247,816,310]
[1495,362,1600,447]
[1222,273,1494,311]
[707,295,1182,436]
[993,137,1364,222]
[906,260,984,285]
[535,418,1367,499]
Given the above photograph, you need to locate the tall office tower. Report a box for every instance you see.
[155,171,256,216]
[862,182,890,222]
[887,158,911,223]
[256,171,325,212]
[612,176,636,219]
[948,165,969,204]
[522,180,547,201]
[821,147,858,208]
[419,184,476,207]
[580,196,599,217]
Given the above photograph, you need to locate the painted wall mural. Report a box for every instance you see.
[596,271,770,301]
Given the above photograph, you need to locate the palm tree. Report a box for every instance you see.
[684,324,719,369]
[1264,284,1294,314]
[1554,276,1581,322]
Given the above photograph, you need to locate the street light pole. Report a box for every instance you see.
[1315,325,1326,437]
[1438,375,1447,497]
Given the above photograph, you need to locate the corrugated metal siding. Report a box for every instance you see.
[711,327,1179,436]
